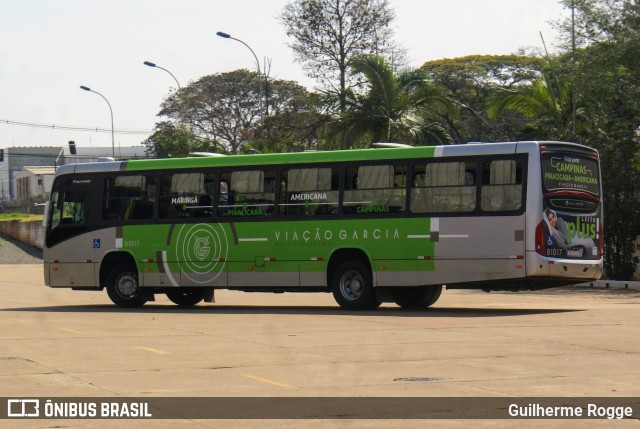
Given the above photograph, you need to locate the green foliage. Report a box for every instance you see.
[327,55,455,148]
[151,70,327,155]
[0,212,43,222]
[447,1,640,279]
[160,70,264,154]
[421,55,544,142]
[487,72,579,140]
[552,0,640,279]
[251,79,331,153]
[142,122,210,158]
[569,1,640,279]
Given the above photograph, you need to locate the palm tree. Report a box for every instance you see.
[487,72,577,140]
[327,56,455,149]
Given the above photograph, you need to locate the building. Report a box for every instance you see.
[15,166,56,203]
[0,146,61,202]
[0,145,147,203]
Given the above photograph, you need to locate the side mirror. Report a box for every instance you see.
[42,201,50,228]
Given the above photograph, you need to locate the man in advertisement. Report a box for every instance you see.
[543,208,598,258]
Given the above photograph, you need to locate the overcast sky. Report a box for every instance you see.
[0,0,569,150]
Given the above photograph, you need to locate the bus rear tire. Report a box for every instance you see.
[106,263,146,308]
[166,288,204,307]
[394,285,442,309]
[331,260,380,310]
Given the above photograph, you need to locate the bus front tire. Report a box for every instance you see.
[105,263,146,308]
[331,261,380,310]
[394,285,442,309]
[166,288,204,307]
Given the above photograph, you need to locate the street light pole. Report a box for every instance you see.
[143,61,181,89]
[144,61,184,125]
[80,85,115,158]
[215,31,261,76]
[216,31,268,118]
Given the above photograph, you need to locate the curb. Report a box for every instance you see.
[573,280,640,290]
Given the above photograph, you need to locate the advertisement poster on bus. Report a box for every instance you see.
[540,149,601,260]
[542,209,599,259]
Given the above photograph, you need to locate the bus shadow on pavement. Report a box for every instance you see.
[2,304,583,318]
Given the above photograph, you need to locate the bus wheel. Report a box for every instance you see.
[166,289,204,307]
[106,263,146,308]
[331,261,380,310]
[394,285,442,309]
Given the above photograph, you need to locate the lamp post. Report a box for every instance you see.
[80,85,115,158]
[144,61,183,124]
[143,61,181,89]
[216,31,260,75]
[216,31,268,118]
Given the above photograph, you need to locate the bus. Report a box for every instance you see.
[43,141,603,309]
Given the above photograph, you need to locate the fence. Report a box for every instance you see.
[0,219,44,249]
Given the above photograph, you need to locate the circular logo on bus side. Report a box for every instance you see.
[193,236,210,259]
[174,223,229,283]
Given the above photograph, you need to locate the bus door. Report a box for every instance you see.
[221,169,301,288]
[46,176,97,287]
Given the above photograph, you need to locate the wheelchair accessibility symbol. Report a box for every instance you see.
[93,239,101,249]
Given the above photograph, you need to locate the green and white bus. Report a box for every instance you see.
[44,141,603,309]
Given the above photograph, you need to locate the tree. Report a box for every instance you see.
[160,70,262,154]
[157,70,326,154]
[280,0,405,112]
[327,55,454,148]
[421,55,544,143]
[555,0,640,48]
[252,84,331,153]
[487,71,578,141]
[142,122,210,158]
[554,0,640,279]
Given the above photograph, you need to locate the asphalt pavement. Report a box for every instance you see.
[0,234,42,265]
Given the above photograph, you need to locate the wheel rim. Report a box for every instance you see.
[339,269,365,301]
[115,272,138,298]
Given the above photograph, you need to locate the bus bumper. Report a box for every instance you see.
[526,252,603,280]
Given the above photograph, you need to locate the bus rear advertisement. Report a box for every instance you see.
[43,141,603,310]
[539,149,602,260]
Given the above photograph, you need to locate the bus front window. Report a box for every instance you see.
[46,189,88,247]
[51,191,86,227]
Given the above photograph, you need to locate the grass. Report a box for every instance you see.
[0,212,44,222]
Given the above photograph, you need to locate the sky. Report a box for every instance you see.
[0,0,569,151]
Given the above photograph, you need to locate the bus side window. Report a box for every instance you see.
[218,171,275,217]
[481,159,523,212]
[411,161,476,213]
[103,175,155,221]
[280,167,339,216]
[344,164,405,215]
[158,172,214,219]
